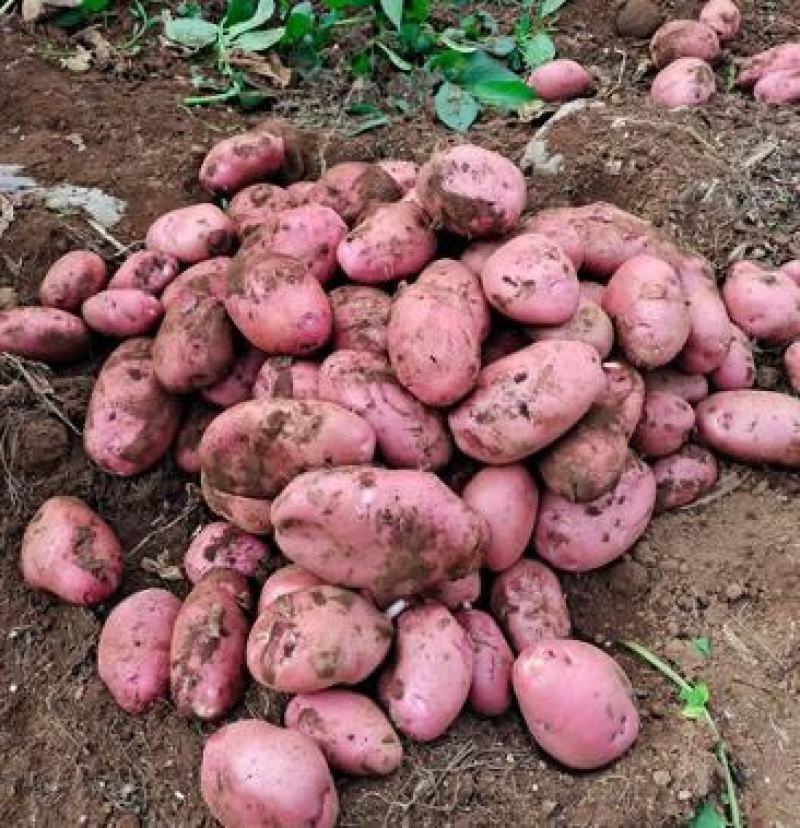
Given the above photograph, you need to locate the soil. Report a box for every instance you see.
[1,1,799,827]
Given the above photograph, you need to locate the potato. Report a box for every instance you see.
[650,57,717,108]
[513,639,639,770]
[252,117,308,185]
[201,720,338,828]
[426,571,481,610]
[489,559,570,653]
[378,603,473,742]
[535,454,657,572]
[184,521,268,584]
[227,182,294,235]
[82,289,164,338]
[146,204,235,264]
[257,564,324,615]
[242,205,347,284]
[174,403,217,474]
[376,159,418,194]
[653,444,719,512]
[39,250,106,311]
[695,390,800,466]
[108,250,180,296]
[272,467,489,601]
[462,464,538,572]
[526,295,614,358]
[480,326,531,365]
[650,20,721,69]
[579,280,606,304]
[736,43,800,88]
[519,209,586,270]
[319,349,451,470]
[170,570,250,720]
[201,472,272,535]
[160,256,231,309]
[539,362,645,502]
[603,255,690,368]
[0,307,90,364]
[285,690,402,776]
[785,341,800,393]
[780,259,800,286]
[251,356,320,401]
[20,495,123,606]
[85,338,183,475]
[699,0,741,42]
[201,347,265,408]
[455,608,514,717]
[200,398,375,499]
[287,180,315,205]
[330,285,391,353]
[199,128,285,196]
[526,58,592,101]
[460,240,503,274]
[754,68,800,104]
[632,391,695,458]
[615,0,663,38]
[710,323,755,390]
[449,340,605,464]
[645,367,709,403]
[418,145,527,238]
[97,588,181,714]
[247,585,392,692]
[307,162,403,224]
[337,201,437,284]
[226,250,332,355]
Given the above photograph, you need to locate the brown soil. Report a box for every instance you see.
[1,2,799,827]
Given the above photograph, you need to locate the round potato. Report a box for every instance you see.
[39,250,107,311]
[226,182,294,235]
[184,521,268,584]
[526,58,592,101]
[0,307,90,364]
[82,289,164,337]
[199,128,285,196]
[257,564,325,615]
[780,259,800,286]
[755,67,800,103]
[526,295,614,359]
[699,0,741,42]
[251,356,320,401]
[632,391,695,457]
[645,368,709,403]
[330,285,391,353]
[201,472,273,535]
[145,204,235,264]
[653,444,719,512]
[650,57,716,108]
[650,20,721,68]
[108,250,180,295]
[307,161,402,224]
[710,323,755,390]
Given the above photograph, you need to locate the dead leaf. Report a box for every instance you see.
[60,45,92,73]
[0,195,13,240]
[229,52,292,89]
[140,554,184,582]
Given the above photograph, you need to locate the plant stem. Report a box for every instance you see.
[620,640,693,692]
[716,742,743,828]
[183,87,239,105]
[330,13,374,27]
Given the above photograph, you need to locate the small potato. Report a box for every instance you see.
[632,391,696,457]
[337,201,437,284]
[699,0,741,42]
[462,464,538,572]
[526,59,592,101]
[20,496,123,606]
[200,720,338,828]
[170,570,250,720]
[535,454,656,572]
[379,603,473,742]
[227,183,294,235]
[710,323,755,390]
[785,341,800,393]
[0,307,90,364]
[579,280,607,304]
[160,257,231,309]
[651,57,716,108]
[247,585,392,692]
[307,162,403,224]
[460,240,503,275]
[526,295,614,359]
[330,285,391,353]
[39,250,106,311]
[695,390,800,466]
[650,20,721,69]
[513,639,639,770]
[201,472,272,535]
[455,608,514,717]
[199,128,284,196]
[97,588,181,714]
[603,255,690,368]
[174,404,217,475]
[645,368,709,403]
[184,521,268,584]
[226,251,332,355]
[376,159,418,194]
[780,259,800,286]
[108,250,180,295]
[426,571,481,610]
[754,68,800,104]
[489,559,570,653]
[287,180,315,205]
[519,209,586,270]
[82,289,164,337]
[201,347,265,408]
[285,690,403,776]
[85,338,182,475]
[146,204,235,264]
[257,565,324,615]
[736,43,800,88]
[252,356,320,401]
[480,326,531,365]
[653,444,719,511]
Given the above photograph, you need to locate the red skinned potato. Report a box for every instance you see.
[201,720,338,828]
[456,608,514,717]
[20,496,123,606]
[184,521,268,584]
[201,472,272,535]
[417,145,527,238]
[272,467,488,602]
[247,585,392,692]
[146,204,235,264]
[199,128,284,196]
[710,323,755,390]
[645,368,709,403]
[174,404,217,474]
[449,340,605,464]
[160,256,231,309]
[527,295,614,359]
[480,326,531,365]
[226,182,294,235]
[379,602,473,742]
[251,356,320,401]
[519,209,586,270]
[754,68,800,104]
[535,454,656,572]
[632,391,696,457]
[330,285,391,353]
[82,289,163,337]
[513,639,639,770]
[39,250,106,311]
[462,464,538,572]
[699,0,741,42]
[376,159,418,194]
[579,280,606,304]
[650,20,721,69]
[337,201,437,284]
[307,162,402,224]
[651,57,716,108]
[780,260,800,286]
[526,59,592,101]
[653,444,719,512]
[201,347,265,408]
[785,341,800,393]
[287,180,315,205]
[0,307,90,364]
[97,588,181,714]
[84,338,182,475]
[257,564,324,615]
[695,390,800,466]
[460,240,502,274]
[108,250,179,295]
[736,43,800,88]
[426,571,481,610]
[170,570,250,720]
[319,349,452,471]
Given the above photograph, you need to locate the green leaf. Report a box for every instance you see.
[459,51,535,109]
[692,637,712,658]
[346,102,383,115]
[483,35,516,57]
[226,0,275,38]
[164,17,220,48]
[539,0,570,16]
[439,30,479,54]
[376,41,413,71]
[231,27,286,51]
[380,0,403,30]
[434,81,479,132]
[348,114,390,135]
[237,86,268,109]
[520,30,555,68]
[688,801,727,828]
[82,0,110,12]
[176,2,203,18]
[350,51,373,77]
[399,22,434,54]
[404,0,428,24]
[679,682,710,720]
[225,0,257,27]
[52,7,89,26]
[284,3,313,42]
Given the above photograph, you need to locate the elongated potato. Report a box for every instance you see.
[174,404,217,474]
[0,307,90,364]
[526,59,592,101]
[650,20,721,68]
[645,368,709,403]
[97,588,181,714]
[39,250,106,311]
[379,603,473,742]
[146,204,235,263]
[227,182,294,235]
[710,323,755,390]
[271,467,489,601]
[736,43,800,88]
[785,341,800,393]
[513,639,639,770]
[160,256,231,309]
[184,521,268,584]
[632,391,695,457]
[82,289,164,337]
[449,340,606,464]
[653,444,719,511]
[526,295,614,359]
[201,472,272,535]
[755,70,800,104]
[307,162,403,224]
[251,357,320,401]
[199,128,285,196]
[201,347,265,408]
[247,585,392,692]
[108,250,180,295]
[257,564,324,615]
[650,57,716,108]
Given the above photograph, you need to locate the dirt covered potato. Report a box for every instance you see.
[526,295,614,359]
[146,204,235,263]
[736,43,800,88]
[201,347,265,408]
[174,403,217,474]
[257,564,324,615]
[651,57,716,108]
[650,20,721,69]
[82,289,163,337]
[653,444,719,511]
[108,250,180,295]
[307,161,403,224]
[39,250,107,311]
[0,307,90,364]
[201,473,273,535]
[376,159,418,193]
[645,367,709,403]
[710,323,755,390]
[426,571,481,610]
[519,209,586,270]
[755,69,800,104]
[160,257,231,309]
[251,356,320,401]
[526,59,592,101]
[330,285,391,353]
[632,391,696,457]
[699,0,741,42]
[226,182,294,235]
[199,127,284,195]
[184,521,268,584]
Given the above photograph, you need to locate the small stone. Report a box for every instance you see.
[677,789,692,801]
[725,583,745,602]
[615,0,663,39]
[541,800,558,816]
[632,541,655,565]
[0,286,17,310]
[653,770,671,787]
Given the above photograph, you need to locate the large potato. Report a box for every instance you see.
[108,250,179,295]
[710,323,755,390]
[650,20,721,68]
[755,69,800,104]
[632,391,695,457]
[0,307,90,364]
[97,588,181,714]
[699,0,741,41]
[174,403,217,474]
[146,204,235,263]
[645,368,709,403]
[39,250,106,311]
[736,43,800,88]
[526,59,592,101]
[526,295,614,359]
[201,472,273,535]
[653,444,719,512]
[247,585,392,692]
[257,564,324,615]
[200,720,338,828]
[651,57,717,108]
[330,285,391,353]
[271,467,488,602]
[227,182,294,235]
[201,347,265,408]
[513,639,639,770]
[84,338,182,475]
[252,356,320,401]
[199,127,284,196]
[20,496,123,606]
[184,521,268,584]
[448,340,606,464]
[160,256,231,309]
[379,603,473,742]
[307,162,402,224]
[82,289,164,337]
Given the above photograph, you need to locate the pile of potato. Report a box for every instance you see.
[8,116,800,827]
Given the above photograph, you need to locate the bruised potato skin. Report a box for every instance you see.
[699,0,741,42]
[631,391,695,458]
[650,58,716,108]
[227,182,294,235]
[39,250,107,311]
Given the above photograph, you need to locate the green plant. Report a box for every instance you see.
[117,0,163,55]
[52,0,111,28]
